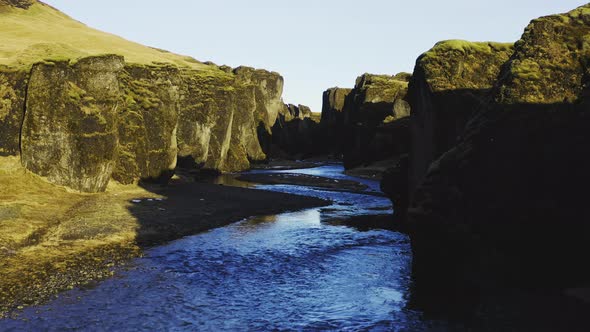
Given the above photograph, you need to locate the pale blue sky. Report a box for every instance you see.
[44,0,588,112]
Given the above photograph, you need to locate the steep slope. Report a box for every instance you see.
[0,0,210,70]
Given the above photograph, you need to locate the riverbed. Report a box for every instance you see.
[1,164,439,331]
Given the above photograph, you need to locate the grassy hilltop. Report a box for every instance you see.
[0,0,211,70]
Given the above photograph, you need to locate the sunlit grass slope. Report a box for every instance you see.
[0,1,210,70]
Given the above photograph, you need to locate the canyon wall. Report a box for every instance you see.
[1,55,284,192]
[259,103,320,159]
[318,73,411,170]
[407,40,513,196]
[405,4,590,296]
[22,56,124,192]
[0,69,27,156]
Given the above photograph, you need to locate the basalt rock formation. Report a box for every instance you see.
[114,63,182,185]
[317,74,411,169]
[22,56,124,192]
[0,1,285,192]
[176,66,283,174]
[319,87,352,154]
[332,73,412,171]
[407,4,590,298]
[407,40,513,196]
[0,69,27,157]
[259,103,320,159]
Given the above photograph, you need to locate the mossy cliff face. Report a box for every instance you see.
[496,5,590,104]
[21,55,124,192]
[322,88,351,117]
[177,67,283,173]
[408,4,590,298]
[234,66,284,133]
[407,40,513,195]
[231,67,284,166]
[0,69,27,156]
[348,73,411,126]
[176,69,235,171]
[321,73,411,169]
[113,64,181,184]
[13,55,284,191]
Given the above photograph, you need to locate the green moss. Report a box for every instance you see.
[67,81,86,102]
[510,59,542,80]
[354,73,410,104]
[497,3,590,104]
[427,40,513,55]
[418,40,514,92]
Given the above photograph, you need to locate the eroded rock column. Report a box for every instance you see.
[21,55,124,192]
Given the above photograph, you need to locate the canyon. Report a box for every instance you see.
[1,0,590,328]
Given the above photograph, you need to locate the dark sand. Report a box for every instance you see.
[133,181,330,246]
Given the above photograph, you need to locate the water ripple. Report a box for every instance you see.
[2,165,432,331]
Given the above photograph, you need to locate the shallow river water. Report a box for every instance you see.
[2,165,441,331]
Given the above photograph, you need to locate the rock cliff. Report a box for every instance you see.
[338,73,411,170]
[0,69,27,156]
[407,4,590,297]
[318,88,352,155]
[260,103,319,159]
[407,40,513,196]
[0,1,285,192]
[22,56,124,192]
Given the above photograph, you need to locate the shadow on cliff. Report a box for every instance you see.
[406,100,590,329]
[257,119,324,160]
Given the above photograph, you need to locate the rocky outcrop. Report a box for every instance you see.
[176,69,236,173]
[232,66,284,164]
[319,88,352,155]
[0,0,35,9]
[340,73,411,169]
[177,67,284,173]
[407,40,513,196]
[347,73,411,126]
[11,53,284,191]
[408,4,590,296]
[113,63,181,184]
[0,68,27,156]
[22,55,124,192]
[260,103,319,158]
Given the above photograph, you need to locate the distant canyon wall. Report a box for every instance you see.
[318,73,411,169]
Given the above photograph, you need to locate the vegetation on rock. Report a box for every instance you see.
[496,4,590,104]
[404,4,590,307]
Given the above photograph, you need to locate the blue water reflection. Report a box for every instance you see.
[2,165,434,331]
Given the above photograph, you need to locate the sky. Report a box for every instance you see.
[43,0,589,113]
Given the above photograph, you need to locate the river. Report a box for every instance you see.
[2,164,441,331]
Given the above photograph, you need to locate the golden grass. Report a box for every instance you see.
[0,156,162,315]
[0,2,211,70]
